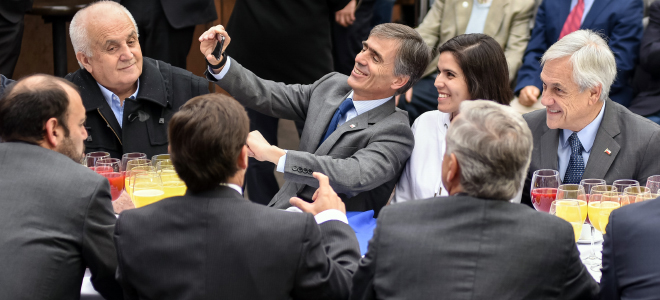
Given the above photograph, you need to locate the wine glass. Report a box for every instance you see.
[583,185,617,265]
[613,179,639,194]
[156,159,173,173]
[589,189,621,271]
[624,186,653,203]
[550,200,583,242]
[151,154,170,167]
[556,184,587,224]
[579,179,606,224]
[121,152,147,171]
[645,175,660,196]
[132,172,165,208]
[125,165,155,199]
[161,169,187,198]
[96,158,123,201]
[530,169,561,212]
[84,151,110,169]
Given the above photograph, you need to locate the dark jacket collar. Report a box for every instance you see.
[184,185,244,200]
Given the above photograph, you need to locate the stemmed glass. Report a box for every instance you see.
[125,164,154,199]
[613,179,639,195]
[121,152,147,171]
[96,158,123,201]
[624,186,653,203]
[589,188,620,271]
[550,200,583,242]
[645,175,660,197]
[580,179,606,225]
[151,154,170,167]
[132,172,165,208]
[530,169,561,212]
[556,184,587,225]
[83,151,110,169]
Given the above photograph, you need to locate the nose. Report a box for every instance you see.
[540,93,553,107]
[434,75,445,90]
[82,126,88,140]
[354,50,367,66]
[119,44,134,61]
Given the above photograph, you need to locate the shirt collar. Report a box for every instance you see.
[560,101,606,153]
[347,91,392,116]
[220,183,243,195]
[96,79,140,105]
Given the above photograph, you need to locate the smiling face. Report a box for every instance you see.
[347,36,407,101]
[79,8,142,97]
[434,51,470,114]
[540,56,602,132]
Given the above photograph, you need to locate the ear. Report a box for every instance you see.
[446,153,460,184]
[390,75,410,92]
[237,145,249,170]
[588,84,602,104]
[43,117,62,149]
[76,52,93,73]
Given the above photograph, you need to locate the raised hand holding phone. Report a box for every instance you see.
[199,25,231,68]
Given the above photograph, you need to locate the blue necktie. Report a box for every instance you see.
[563,132,585,184]
[319,98,354,146]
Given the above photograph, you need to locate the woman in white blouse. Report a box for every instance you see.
[393,34,513,203]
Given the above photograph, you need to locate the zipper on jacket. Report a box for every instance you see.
[97,108,123,146]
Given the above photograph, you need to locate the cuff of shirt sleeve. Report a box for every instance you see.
[208,57,232,79]
[314,209,348,225]
[276,150,288,173]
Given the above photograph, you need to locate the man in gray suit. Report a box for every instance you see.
[521,29,660,207]
[199,23,431,215]
[350,100,599,300]
[0,75,122,299]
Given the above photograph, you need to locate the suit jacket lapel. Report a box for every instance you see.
[78,69,123,140]
[483,0,509,37]
[309,91,352,151]
[540,125,560,171]
[582,0,612,28]
[454,0,472,35]
[315,97,396,156]
[583,100,621,180]
[554,0,574,40]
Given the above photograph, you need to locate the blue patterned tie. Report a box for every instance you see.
[563,132,585,184]
[319,98,354,146]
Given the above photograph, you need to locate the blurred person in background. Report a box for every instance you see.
[0,74,122,300]
[0,0,32,79]
[628,0,660,125]
[397,0,535,123]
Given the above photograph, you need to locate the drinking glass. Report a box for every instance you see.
[151,154,170,167]
[126,165,155,199]
[556,184,587,224]
[156,159,173,173]
[121,152,147,171]
[599,210,614,234]
[530,169,561,212]
[95,158,124,201]
[613,179,639,194]
[161,169,187,198]
[645,175,660,195]
[84,151,110,169]
[583,185,617,265]
[623,186,653,203]
[125,159,151,191]
[580,179,606,224]
[550,200,583,242]
[589,189,621,271]
[132,172,165,208]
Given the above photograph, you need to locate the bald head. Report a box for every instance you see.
[70,1,139,59]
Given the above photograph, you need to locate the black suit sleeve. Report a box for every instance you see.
[82,179,124,300]
[557,222,599,300]
[349,217,380,300]
[114,215,140,300]
[292,215,360,300]
[328,0,352,12]
[599,210,620,300]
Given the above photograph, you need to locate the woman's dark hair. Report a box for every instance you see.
[168,94,249,193]
[437,34,513,105]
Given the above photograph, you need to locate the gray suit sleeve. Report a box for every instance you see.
[82,179,124,300]
[292,215,361,300]
[284,121,414,196]
[557,222,599,300]
[207,59,330,123]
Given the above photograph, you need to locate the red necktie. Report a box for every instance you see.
[559,0,585,39]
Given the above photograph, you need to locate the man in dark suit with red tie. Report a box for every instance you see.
[516,0,644,107]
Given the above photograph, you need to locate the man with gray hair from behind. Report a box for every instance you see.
[350,100,598,300]
[520,29,660,207]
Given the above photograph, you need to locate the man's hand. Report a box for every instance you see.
[395,88,413,106]
[246,130,286,164]
[335,0,356,27]
[113,190,135,214]
[290,172,346,215]
[198,25,231,72]
[518,86,541,107]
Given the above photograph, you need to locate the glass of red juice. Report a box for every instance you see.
[530,169,561,212]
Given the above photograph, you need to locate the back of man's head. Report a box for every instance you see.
[445,100,533,200]
[168,94,249,193]
[0,74,75,144]
[369,23,431,95]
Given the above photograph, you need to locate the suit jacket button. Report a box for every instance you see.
[292,166,297,172]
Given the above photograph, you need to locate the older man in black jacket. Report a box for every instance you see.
[65,1,208,159]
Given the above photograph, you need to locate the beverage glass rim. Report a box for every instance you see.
[624,186,650,194]
[533,169,559,176]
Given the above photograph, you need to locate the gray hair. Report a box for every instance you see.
[70,1,139,67]
[369,23,431,95]
[541,30,616,102]
[445,100,533,200]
